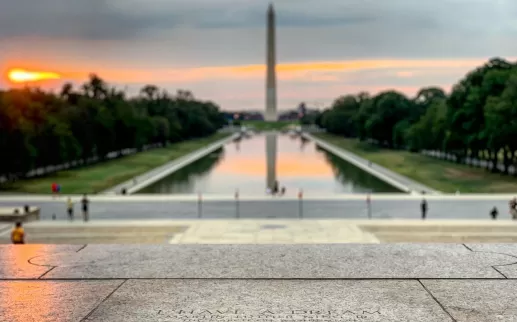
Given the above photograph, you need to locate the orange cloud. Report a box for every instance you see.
[3,58,492,86]
[8,68,61,83]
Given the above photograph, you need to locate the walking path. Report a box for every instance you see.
[1,194,516,220]
[305,133,439,194]
[2,242,517,321]
[102,133,238,195]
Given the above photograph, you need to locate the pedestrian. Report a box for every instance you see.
[421,198,428,220]
[66,197,74,220]
[490,207,498,220]
[81,194,90,222]
[280,187,286,196]
[273,180,279,195]
[11,222,25,244]
[509,198,517,220]
[51,182,57,198]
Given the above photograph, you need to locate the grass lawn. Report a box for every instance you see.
[2,133,229,194]
[242,120,298,131]
[315,133,517,193]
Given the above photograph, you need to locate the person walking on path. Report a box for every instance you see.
[421,198,428,220]
[66,197,74,220]
[509,197,517,220]
[11,222,25,244]
[490,207,498,220]
[81,194,90,222]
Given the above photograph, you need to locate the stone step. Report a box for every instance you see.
[377,234,517,242]
[360,224,517,233]
[23,226,187,234]
[0,236,171,244]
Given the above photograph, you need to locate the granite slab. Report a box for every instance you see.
[0,245,82,279]
[465,243,517,278]
[422,280,517,321]
[0,280,122,322]
[84,279,452,322]
[31,244,514,279]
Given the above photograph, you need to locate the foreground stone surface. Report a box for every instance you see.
[0,245,81,279]
[0,280,122,321]
[28,244,514,279]
[1,244,517,321]
[84,280,450,322]
[466,243,517,278]
[423,280,517,321]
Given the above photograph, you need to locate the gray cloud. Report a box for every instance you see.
[1,0,516,41]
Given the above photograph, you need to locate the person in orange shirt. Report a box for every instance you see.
[11,222,25,244]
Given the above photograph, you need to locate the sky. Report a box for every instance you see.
[1,0,517,111]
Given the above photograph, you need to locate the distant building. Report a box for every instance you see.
[298,103,307,117]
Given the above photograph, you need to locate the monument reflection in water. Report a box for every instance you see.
[138,134,400,195]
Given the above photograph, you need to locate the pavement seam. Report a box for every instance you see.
[38,266,56,279]
[418,280,457,322]
[76,244,88,252]
[1,277,515,281]
[462,243,473,251]
[462,245,517,276]
[80,279,128,321]
[491,266,508,278]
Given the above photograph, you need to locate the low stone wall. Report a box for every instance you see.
[0,206,40,222]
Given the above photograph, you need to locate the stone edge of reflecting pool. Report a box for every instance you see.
[1,193,516,202]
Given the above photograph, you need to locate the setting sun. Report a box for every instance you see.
[7,68,61,83]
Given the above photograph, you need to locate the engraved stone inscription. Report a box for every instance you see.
[82,280,452,321]
[155,309,383,321]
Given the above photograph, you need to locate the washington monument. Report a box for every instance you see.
[265,3,277,121]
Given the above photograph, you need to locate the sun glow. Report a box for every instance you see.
[7,68,61,83]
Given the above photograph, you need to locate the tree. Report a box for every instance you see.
[366,91,412,147]
[317,57,517,178]
[483,72,517,173]
[0,75,225,185]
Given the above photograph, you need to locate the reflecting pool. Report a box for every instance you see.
[138,134,401,194]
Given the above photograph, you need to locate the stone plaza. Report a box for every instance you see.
[2,243,517,321]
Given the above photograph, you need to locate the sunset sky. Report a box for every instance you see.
[1,0,517,111]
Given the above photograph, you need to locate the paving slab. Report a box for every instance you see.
[84,279,451,322]
[0,280,122,322]
[422,280,517,321]
[466,243,517,278]
[0,245,82,279]
[31,244,513,279]
[466,243,517,257]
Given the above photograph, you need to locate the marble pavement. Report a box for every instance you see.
[2,244,517,321]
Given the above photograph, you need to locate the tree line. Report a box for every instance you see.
[316,57,517,175]
[0,74,226,182]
